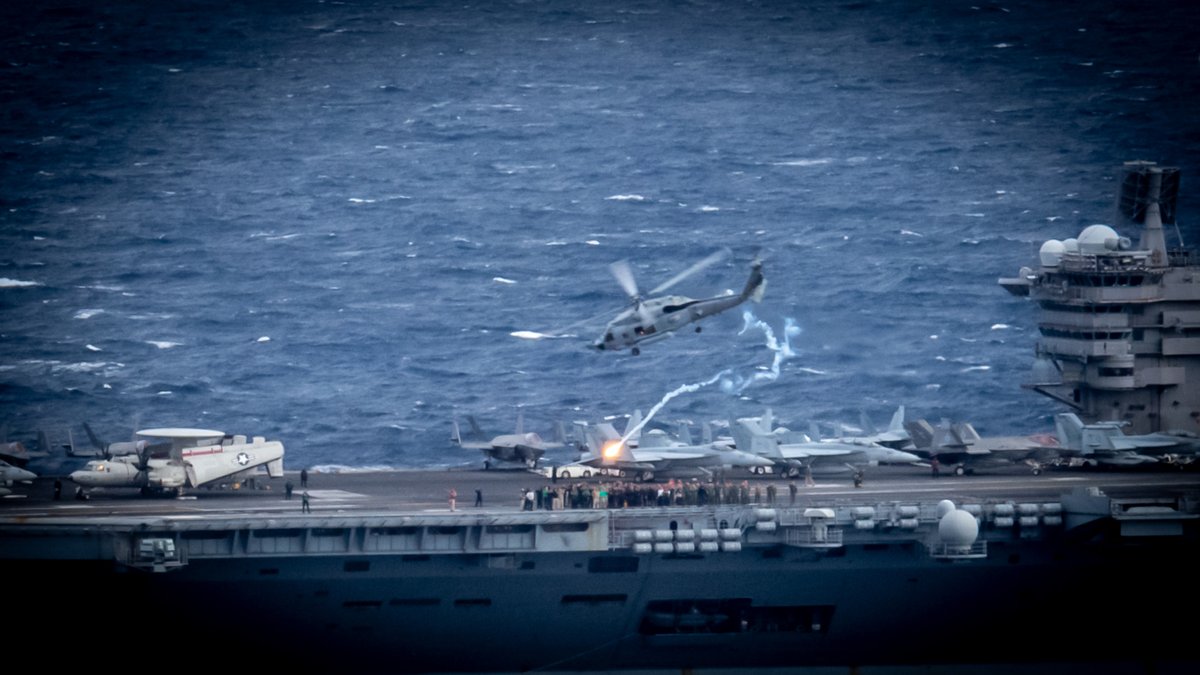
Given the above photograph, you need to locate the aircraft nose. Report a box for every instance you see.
[895,451,921,463]
[592,341,605,351]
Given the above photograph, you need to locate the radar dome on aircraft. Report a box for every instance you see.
[938,508,979,550]
[1077,224,1129,253]
[1039,239,1065,267]
[936,499,956,519]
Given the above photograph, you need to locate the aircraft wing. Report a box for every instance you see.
[637,449,713,465]
[777,446,846,459]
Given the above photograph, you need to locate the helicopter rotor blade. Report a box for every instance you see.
[648,248,731,296]
[609,260,640,301]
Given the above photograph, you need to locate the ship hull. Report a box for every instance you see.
[9,535,1195,673]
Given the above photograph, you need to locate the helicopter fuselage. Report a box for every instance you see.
[591,256,764,354]
[593,292,744,352]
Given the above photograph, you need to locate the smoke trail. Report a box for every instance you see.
[621,369,731,444]
[620,311,801,443]
[720,310,801,395]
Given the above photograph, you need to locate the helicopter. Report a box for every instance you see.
[590,250,766,355]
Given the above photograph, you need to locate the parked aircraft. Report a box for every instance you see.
[578,418,773,482]
[1052,413,1199,467]
[839,407,914,450]
[734,411,920,477]
[589,251,766,355]
[69,428,285,496]
[904,419,1059,475]
[0,429,51,467]
[0,459,37,497]
[451,413,565,469]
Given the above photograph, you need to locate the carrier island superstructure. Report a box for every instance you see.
[1001,161,1200,436]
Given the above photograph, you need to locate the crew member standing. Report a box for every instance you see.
[301,491,311,513]
[474,488,483,507]
[448,487,457,512]
[931,457,941,478]
[300,468,309,488]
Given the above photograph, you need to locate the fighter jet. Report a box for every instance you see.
[577,416,773,482]
[451,413,565,469]
[734,410,920,478]
[0,429,52,467]
[904,419,1060,475]
[837,407,914,450]
[1052,413,1200,468]
[0,459,37,497]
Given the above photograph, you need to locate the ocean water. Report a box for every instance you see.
[2,0,1198,474]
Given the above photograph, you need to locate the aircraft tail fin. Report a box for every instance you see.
[266,457,284,478]
[808,422,823,443]
[701,421,714,445]
[591,425,636,464]
[741,258,766,303]
[859,410,878,435]
[466,416,486,439]
[83,422,105,452]
[1054,413,1085,452]
[731,419,781,459]
[932,419,965,449]
[904,419,936,450]
[623,409,643,444]
[451,420,462,445]
[35,430,53,457]
[953,422,981,443]
[888,406,906,434]
[676,421,694,446]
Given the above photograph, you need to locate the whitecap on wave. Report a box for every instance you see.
[606,194,645,201]
[0,278,41,288]
[74,309,105,319]
[492,277,517,284]
[146,340,182,349]
[53,361,124,374]
[770,158,831,167]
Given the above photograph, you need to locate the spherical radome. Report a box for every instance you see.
[1039,239,1065,266]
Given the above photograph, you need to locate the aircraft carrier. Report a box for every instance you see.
[3,162,1199,674]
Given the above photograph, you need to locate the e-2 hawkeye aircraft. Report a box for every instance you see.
[70,427,284,496]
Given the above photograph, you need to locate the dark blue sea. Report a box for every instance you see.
[3,0,1199,474]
